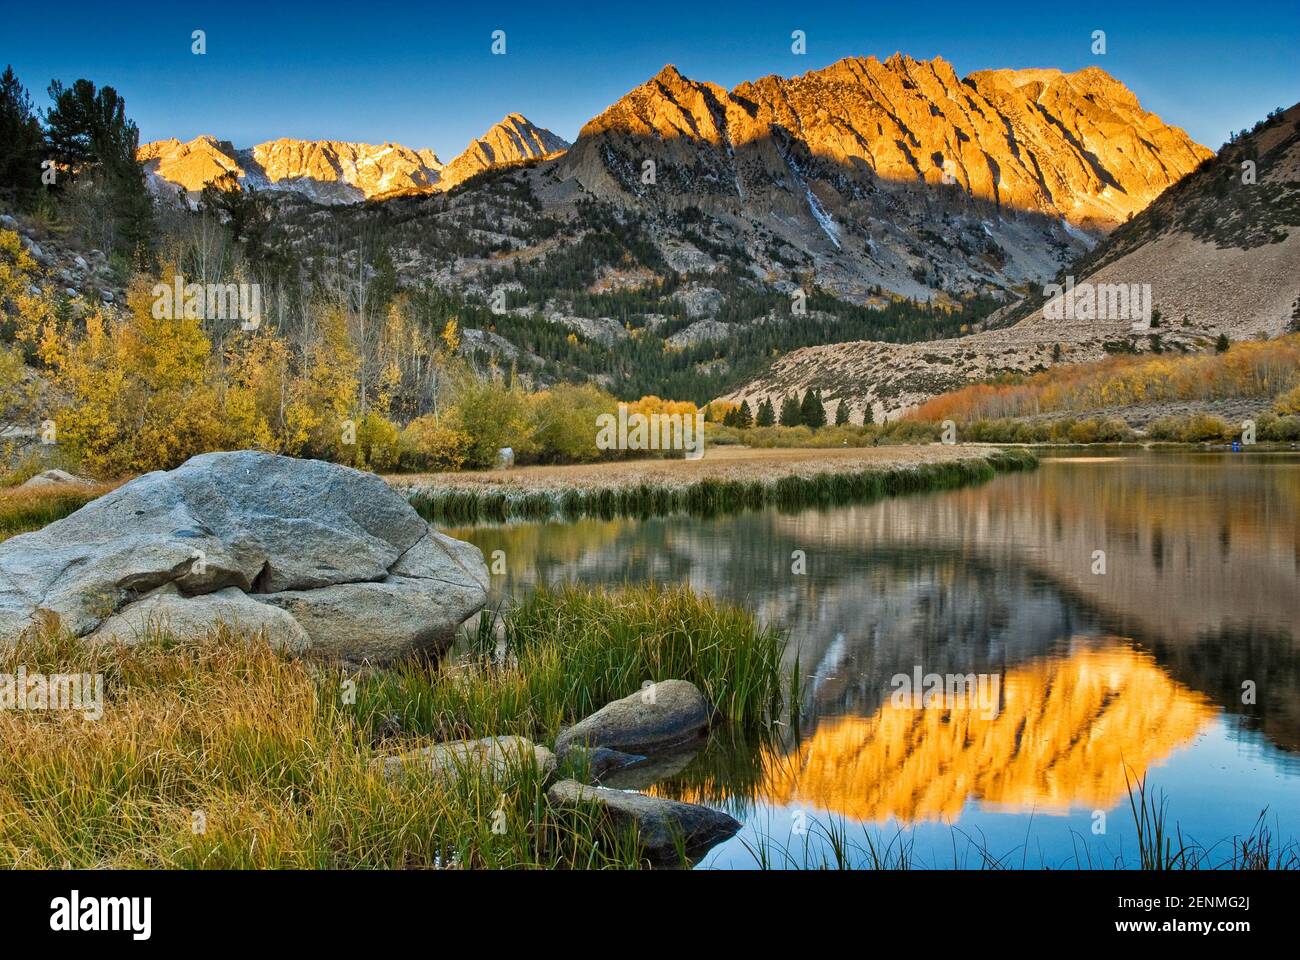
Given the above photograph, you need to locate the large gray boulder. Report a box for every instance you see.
[547,779,741,862]
[0,450,488,664]
[554,679,712,759]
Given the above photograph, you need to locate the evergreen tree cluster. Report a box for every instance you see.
[718,390,852,430]
[721,400,753,427]
[0,66,153,259]
[773,389,829,427]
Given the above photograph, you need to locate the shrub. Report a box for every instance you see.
[1274,384,1300,416]
[1147,413,1232,442]
[398,414,470,472]
[1256,412,1300,441]
[445,377,538,469]
[530,383,619,464]
[354,411,401,472]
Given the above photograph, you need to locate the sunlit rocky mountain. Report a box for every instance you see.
[566,57,1209,227]
[134,54,1274,414]
[439,113,569,191]
[139,114,569,204]
[719,103,1300,421]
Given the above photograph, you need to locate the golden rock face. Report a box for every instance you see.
[439,113,570,189]
[138,135,443,202]
[247,139,444,201]
[567,56,1211,229]
[759,646,1212,823]
[137,135,244,192]
[138,115,569,202]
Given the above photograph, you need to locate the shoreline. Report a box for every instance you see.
[394,445,1038,524]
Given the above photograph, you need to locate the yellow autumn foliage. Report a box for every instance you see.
[913,335,1300,422]
[2,229,697,479]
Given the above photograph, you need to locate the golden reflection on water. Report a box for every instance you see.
[759,644,1213,823]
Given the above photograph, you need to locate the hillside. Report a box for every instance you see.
[128,55,1216,405]
[718,104,1300,422]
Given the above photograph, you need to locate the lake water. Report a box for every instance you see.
[450,450,1300,868]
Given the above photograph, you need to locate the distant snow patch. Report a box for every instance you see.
[804,185,842,249]
[1060,218,1098,251]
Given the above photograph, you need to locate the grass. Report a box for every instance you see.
[410,449,1038,524]
[741,818,917,870]
[0,484,109,543]
[1122,770,1299,871]
[0,584,784,869]
[356,584,786,744]
[733,772,1300,870]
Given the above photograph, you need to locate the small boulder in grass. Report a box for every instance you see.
[375,735,556,786]
[547,779,741,862]
[554,679,711,760]
[564,744,647,783]
[18,469,95,489]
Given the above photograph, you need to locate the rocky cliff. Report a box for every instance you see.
[546,56,1211,304]
[717,102,1299,422]
[561,56,1209,230]
[139,116,568,204]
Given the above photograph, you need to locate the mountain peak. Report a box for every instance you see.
[564,53,1210,230]
[436,116,570,190]
[653,64,686,84]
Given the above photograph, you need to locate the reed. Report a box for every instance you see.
[410,450,1038,524]
[0,584,784,869]
[356,584,786,745]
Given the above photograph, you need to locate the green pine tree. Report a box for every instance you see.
[834,399,850,425]
[0,66,44,210]
[779,394,801,427]
[737,400,753,428]
[45,78,154,259]
[800,389,826,428]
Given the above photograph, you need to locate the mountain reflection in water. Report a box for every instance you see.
[451,450,1300,866]
[748,645,1211,822]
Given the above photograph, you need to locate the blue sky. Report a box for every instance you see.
[4,1,1296,156]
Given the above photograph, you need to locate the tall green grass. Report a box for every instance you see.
[1122,771,1299,870]
[355,584,786,745]
[0,584,784,869]
[410,450,1038,524]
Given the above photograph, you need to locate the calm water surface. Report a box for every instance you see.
[450,450,1300,868]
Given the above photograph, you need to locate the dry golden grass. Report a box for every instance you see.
[387,444,981,495]
[0,585,783,869]
[0,481,118,542]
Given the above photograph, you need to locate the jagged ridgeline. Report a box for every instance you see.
[123,55,1213,405]
[717,104,1299,423]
